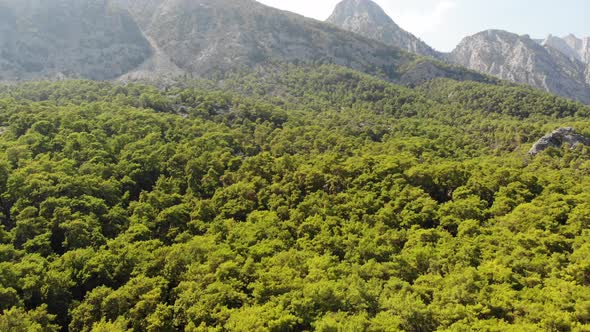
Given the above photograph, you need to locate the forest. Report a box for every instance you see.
[0,64,589,331]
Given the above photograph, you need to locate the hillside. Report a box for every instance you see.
[117,0,490,86]
[1,0,588,105]
[1,1,590,330]
[0,65,589,330]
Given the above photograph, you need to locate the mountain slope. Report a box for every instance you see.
[0,0,152,81]
[448,30,590,104]
[110,0,164,30]
[326,0,439,58]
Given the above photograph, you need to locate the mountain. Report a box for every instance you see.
[448,30,590,104]
[326,0,439,58]
[109,0,163,30]
[1,0,588,104]
[0,0,152,81]
[0,0,490,86]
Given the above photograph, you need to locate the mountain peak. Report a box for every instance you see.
[326,0,439,58]
[328,0,395,26]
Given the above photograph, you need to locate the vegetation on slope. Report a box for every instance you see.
[0,66,589,331]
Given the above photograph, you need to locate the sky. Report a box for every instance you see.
[256,0,589,52]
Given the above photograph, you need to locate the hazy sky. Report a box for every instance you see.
[257,0,589,52]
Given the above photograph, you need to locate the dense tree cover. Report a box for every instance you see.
[0,65,589,331]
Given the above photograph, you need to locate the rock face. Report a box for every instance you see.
[529,127,590,155]
[326,0,439,58]
[449,30,590,104]
[0,0,152,81]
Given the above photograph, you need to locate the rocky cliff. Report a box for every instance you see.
[323,0,590,104]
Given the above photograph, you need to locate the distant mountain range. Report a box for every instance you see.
[325,0,590,104]
[0,0,588,104]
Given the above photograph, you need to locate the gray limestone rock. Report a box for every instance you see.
[545,34,590,64]
[529,127,590,155]
[325,0,590,104]
[0,0,507,87]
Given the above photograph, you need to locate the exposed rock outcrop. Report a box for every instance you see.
[529,127,590,155]
[324,0,590,104]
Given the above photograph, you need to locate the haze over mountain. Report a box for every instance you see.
[543,34,590,63]
[542,34,590,86]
